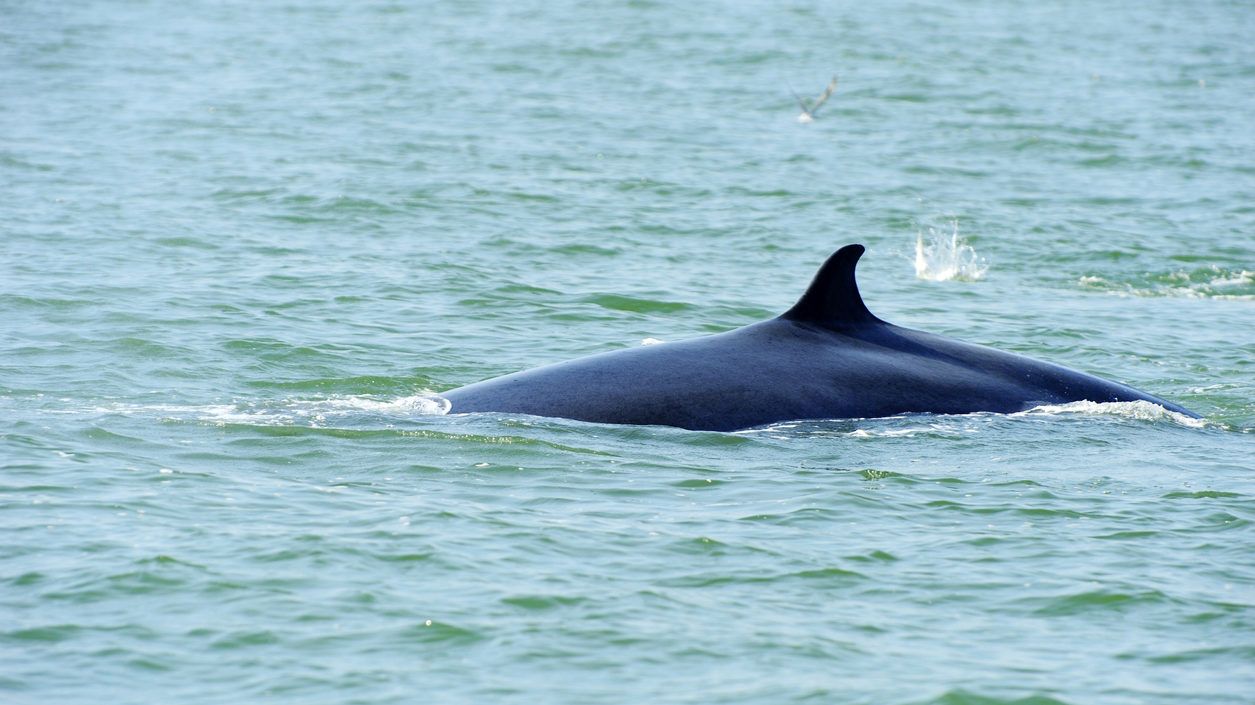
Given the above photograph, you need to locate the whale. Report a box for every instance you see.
[442,244,1197,431]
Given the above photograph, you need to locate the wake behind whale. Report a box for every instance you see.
[443,245,1198,431]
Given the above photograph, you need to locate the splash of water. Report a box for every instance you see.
[914,221,989,282]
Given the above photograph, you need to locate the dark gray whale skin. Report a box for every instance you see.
[443,245,1198,431]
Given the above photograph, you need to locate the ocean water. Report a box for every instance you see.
[2,1,1253,703]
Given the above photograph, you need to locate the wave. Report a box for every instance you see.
[744,399,1205,437]
[80,396,1205,432]
[1078,267,1253,300]
[1015,400,1206,427]
[98,394,451,427]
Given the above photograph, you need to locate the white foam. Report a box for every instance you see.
[98,394,451,427]
[743,400,1204,436]
[303,395,452,415]
[914,221,989,282]
[1202,269,1253,288]
[848,427,930,438]
[1016,400,1206,427]
[742,417,981,438]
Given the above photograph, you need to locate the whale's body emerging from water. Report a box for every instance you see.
[443,245,1197,431]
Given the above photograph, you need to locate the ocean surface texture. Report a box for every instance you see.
[2,1,1253,704]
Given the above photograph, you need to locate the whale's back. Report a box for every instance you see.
[442,245,1197,430]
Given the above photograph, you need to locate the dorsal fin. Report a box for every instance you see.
[779,244,883,328]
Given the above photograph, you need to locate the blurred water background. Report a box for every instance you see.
[2,1,1253,703]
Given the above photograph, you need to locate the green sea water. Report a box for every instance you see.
[2,1,1253,703]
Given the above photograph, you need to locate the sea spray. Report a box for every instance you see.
[914,221,989,282]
